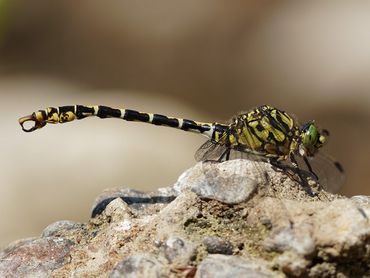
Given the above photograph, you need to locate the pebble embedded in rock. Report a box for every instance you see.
[160,236,196,264]
[264,224,315,256]
[41,220,83,238]
[173,159,267,204]
[104,197,133,222]
[109,255,167,278]
[273,251,310,277]
[203,236,233,255]
[195,254,276,278]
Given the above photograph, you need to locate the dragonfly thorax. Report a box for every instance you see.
[221,106,300,159]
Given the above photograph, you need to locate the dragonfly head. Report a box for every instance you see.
[299,122,329,157]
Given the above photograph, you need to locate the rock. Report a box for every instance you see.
[351,195,370,206]
[195,254,276,278]
[160,236,196,264]
[273,251,310,277]
[203,236,233,255]
[91,188,176,217]
[264,223,315,255]
[312,199,370,259]
[0,237,36,257]
[109,255,167,278]
[2,160,370,277]
[103,197,133,222]
[42,220,83,238]
[173,160,261,204]
[308,262,337,277]
[0,237,72,278]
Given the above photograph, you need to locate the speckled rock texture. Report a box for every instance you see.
[1,159,370,277]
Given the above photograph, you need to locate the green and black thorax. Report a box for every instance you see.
[217,105,300,159]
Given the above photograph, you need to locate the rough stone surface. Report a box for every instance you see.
[41,220,83,238]
[0,237,72,278]
[92,187,176,218]
[351,195,370,206]
[195,254,276,278]
[203,236,233,255]
[173,160,261,204]
[159,235,196,265]
[109,255,168,278]
[1,159,370,277]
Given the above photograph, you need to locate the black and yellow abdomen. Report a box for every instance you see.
[18,104,300,161]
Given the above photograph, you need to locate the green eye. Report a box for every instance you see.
[302,123,319,147]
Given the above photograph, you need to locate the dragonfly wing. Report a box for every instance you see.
[305,153,345,194]
[194,140,229,162]
[292,153,345,194]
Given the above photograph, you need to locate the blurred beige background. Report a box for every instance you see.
[1,0,370,248]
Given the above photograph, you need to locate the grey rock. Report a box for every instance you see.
[203,236,233,255]
[308,262,337,278]
[273,251,310,277]
[50,191,201,277]
[104,197,133,222]
[264,224,315,256]
[109,255,167,278]
[254,197,370,276]
[351,195,370,206]
[160,235,196,264]
[313,199,370,250]
[91,188,176,217]
[0,237,36,257]
[173,160,264,204]
[350,195,370,220]
[42,220,83,237]
[4,160,370,277]
[0,237,72,278]
[195,254,276,278]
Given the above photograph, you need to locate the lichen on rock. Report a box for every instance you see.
[1,159,370,277]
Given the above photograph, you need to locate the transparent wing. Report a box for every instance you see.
[195,130,232,162]
[303,153,345,194]
[228,148,268,162]
[194,140,229,162]
[195,139,267,162]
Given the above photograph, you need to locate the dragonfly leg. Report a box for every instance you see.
[216,148,231,162]
[303,156,319,181]
[289,154,316,197]
[225,149,231,161]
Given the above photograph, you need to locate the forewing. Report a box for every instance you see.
[305,153,345,193]
[293,153,345,194]
[194,140,229,162]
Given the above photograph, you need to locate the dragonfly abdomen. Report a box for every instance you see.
[19,105,222,139]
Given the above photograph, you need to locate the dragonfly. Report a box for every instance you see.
[19,104,345,194]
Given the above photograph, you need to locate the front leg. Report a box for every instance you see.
[289,153,316,197]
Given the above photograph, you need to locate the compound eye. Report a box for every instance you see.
[302,124,318,147]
